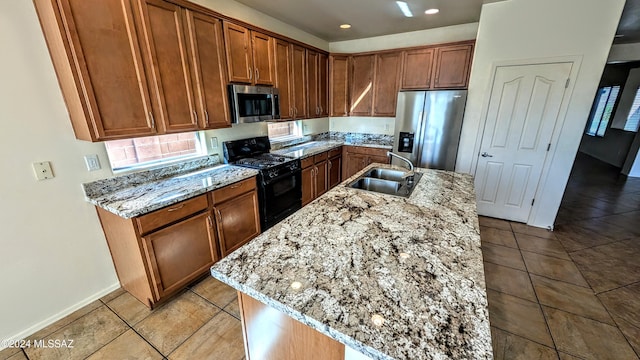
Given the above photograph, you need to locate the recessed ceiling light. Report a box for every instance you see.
[615,34,624,38]
[425,8,440,15]
[340,24,351,29]
[396,1,414,17]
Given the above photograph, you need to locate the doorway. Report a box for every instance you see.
[475,62,573,222]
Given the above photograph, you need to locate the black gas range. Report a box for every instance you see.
[223,136,302,230]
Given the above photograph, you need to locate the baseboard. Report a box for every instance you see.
[1,282,121,348]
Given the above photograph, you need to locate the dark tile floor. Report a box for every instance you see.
[2,152,639,359]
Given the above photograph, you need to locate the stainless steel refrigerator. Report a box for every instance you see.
[391,90,467,171]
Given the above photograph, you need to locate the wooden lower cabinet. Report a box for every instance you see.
[239,292,345,359]
[328,147,342,189]
[342,146,390,179]
[96,176,260,308]
[301,152,330,206]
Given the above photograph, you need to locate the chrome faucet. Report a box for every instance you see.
[387,152,415,181]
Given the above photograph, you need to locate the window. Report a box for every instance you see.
[105,132,207,172]
[585,86,620,137]
[623,88,640,132]
[267,121,303,141]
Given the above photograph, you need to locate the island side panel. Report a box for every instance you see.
[238,291,345,360]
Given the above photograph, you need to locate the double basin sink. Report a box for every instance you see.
[348,168,422,198]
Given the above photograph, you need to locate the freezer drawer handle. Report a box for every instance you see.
[481,152,493,158]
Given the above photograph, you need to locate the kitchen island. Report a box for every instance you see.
[210,164,492,359]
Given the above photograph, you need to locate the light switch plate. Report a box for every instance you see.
[210,137,218,149]
[84,154,101,171]
[33,161,54,180]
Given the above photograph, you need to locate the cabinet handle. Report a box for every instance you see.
[193,110,198,123]
[167,204,185,212]
[248,67,252,80]
[215,208,223,225]
[290,107,293,117]
[207,215,214,228]
[255,68,259,80]
[229,183,242,189]
[205,110,210,126]
[149,111,155,130]
[329,160,332,170]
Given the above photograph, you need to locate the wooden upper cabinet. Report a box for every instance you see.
[401,48,434,90]
[34,0,156,141]
[251,32,275,85]
[134,0,198,134]
[373,52,402,117]
[307,50,319,118]
[184,10,231,129]
[318,53,329,117]
[223,22,274,86]
[431,43,473,89]
[329,55,349,117]
[274,39,293,120]
[291,44,307,119]
[350,54,375,116]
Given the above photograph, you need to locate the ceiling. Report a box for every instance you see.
[235,0,640,45]
[234,0,504,42]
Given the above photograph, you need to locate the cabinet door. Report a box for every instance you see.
[329,55,349,117]
[350,55,375,116]
[251,31,275,85]
[328,156,342,189]
[368,155,389,166]
[307,50,319,118]
[344,153,367,179]
[224,22,253,84]
[290,44,307,119]
[301,165,315,206]
[401,48,434,90]
[432,44,473,89]
[135,0,198,133]
[143,211,218,300]
[373,52,402,117]
[215,191,261,257]
[274,39,293,120]
[318,53,329,117]
[185,10,230,129]
[43,0,156,140]
[315,160,329,197]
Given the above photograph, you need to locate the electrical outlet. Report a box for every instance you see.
[84,154,101,171]
[33,161,54,180]
[210,137,218,149]
[384,124,390,132]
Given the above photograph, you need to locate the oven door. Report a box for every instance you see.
[261,171,301,229]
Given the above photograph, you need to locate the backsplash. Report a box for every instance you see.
[313,131,394,146]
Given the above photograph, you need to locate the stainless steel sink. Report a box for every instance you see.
[347,168,422,198]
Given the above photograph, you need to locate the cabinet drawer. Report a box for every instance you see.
[136,194,209,235]
[301,157,314,168]
[328,147,342,158]
[344,145,389,157]
[314,152,328,162]
[212,177,256,204]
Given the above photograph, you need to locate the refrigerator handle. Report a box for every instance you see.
[415,109,427,164]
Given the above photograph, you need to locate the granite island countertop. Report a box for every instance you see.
[83,161,259,219]
[271,138,392,160]
[210,163,492,359]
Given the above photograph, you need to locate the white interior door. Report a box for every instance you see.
[475,62,572,222]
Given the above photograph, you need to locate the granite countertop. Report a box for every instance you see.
[210,163,492,359]
[272,139,392,159]
[83,162,259,219]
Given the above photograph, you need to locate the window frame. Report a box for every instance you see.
[267,120,304,142]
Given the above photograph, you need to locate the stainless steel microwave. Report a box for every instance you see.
[228,84,280,124]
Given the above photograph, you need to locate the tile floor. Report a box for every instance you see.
[1,153,639,360]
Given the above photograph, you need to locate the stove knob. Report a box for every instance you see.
[268,170,278,178]
[289,163,298,171]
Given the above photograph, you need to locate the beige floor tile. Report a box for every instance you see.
[530,275,613,325]
[223,296,241,319]
[483,262,536,302]
[597,282,640,328]
[134,291,220,355]
[99,288,126,304]
[86,329,162,360]
[553,224,615,252]
[5,352,27,360]
[558,352,584,360]
[105,292,153,326]
[521,251,589,288]
[191,276,238,308]
[543,307,638,360]
[27,300,103,341]
[571,247,640,293]
[491,327,558,360]
[24,306,128,360]
[510,223,556,240]
[515,233,570,260]
[479,216,512,231]
[480,226,518,248]
[611,315,640,355]
[487,289,554,347]
[169,311,244,360]
[482,243,526,271]
[0,347,21,360]
[579,219,640,241]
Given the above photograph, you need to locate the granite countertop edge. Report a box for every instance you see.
[273,140,393,160]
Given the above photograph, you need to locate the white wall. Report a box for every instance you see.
[0,0,327,343]
[458,0,625,228]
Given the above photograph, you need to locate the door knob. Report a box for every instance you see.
[481,152,493,158]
